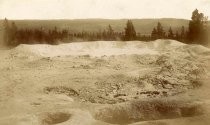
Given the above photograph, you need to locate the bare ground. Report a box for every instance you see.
[0,40,210,125]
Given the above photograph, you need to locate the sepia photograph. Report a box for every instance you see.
[0,0,210,125]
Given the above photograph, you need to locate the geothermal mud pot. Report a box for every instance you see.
[0,40,210,125]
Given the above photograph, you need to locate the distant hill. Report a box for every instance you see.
[0,18,191,34]
[0,18,209,45]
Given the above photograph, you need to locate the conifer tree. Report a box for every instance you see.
[175,31,179,40]
[156,22,165,38]
[151,28,157,39]
[180,26,185,39]
[107,25,114,40]
[168,27,174,39]
[3,18,10,45]
[188,9,208,45]
[124,20,136,41]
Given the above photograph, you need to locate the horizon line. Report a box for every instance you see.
[0,17,191,21]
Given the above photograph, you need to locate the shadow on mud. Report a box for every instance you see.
[94,99,204,124]
[41,112,71,125]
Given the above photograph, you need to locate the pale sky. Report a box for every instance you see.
[0,0,210,19]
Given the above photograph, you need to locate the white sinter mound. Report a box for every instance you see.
[11,39,210,58]
[11,41,160,57]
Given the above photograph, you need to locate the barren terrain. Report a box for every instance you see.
[0,40,210,125]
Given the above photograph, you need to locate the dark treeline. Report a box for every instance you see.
[3,19,69,46]
[2,9,209,46]
[3,19,125,46]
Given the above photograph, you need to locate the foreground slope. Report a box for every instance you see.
[0,40,210,125]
